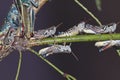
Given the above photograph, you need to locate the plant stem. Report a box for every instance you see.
[29,33,120,47]
[74,0,102,26]
[15,51,22,80]
[28,48,76,80]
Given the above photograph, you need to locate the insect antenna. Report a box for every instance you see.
[71,51,79,61]
[69,43,79,61]
[52,22,63,43]
[116,21,120,25]
[56,22,63,28]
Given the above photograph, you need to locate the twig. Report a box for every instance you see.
[28,48,76,80]
[28,33,120,47]
[74,0,102,26]
[15,51,22,80]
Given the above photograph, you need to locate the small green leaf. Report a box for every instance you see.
[95,0,102,11]
[116,49,120,56]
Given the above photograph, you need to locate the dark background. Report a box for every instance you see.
[0,0,120,80]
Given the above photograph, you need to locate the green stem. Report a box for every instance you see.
[29,33,120,47]
[15,51,22,80]
[74,0,102,26]
[28,48,76,80]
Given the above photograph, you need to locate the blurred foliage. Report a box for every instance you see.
[95,0,102,11]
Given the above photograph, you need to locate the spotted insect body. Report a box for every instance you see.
[57,22,85,37]
[83,23,117,34]
[39,44,79,60]
[39,45,72,57]
[57,22,117,37]
[32,26,57,39]
[32,23,63,39]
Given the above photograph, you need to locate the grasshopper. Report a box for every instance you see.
[95,40,120,52]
